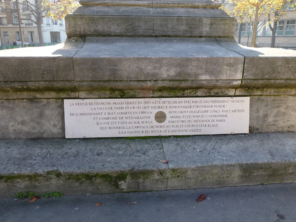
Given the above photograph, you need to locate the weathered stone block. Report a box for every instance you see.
[0,138,168,197]
[162,134,296,189]
[0,100,64,139]
[0,40,82,82]
[66,4,236,37]
[73,37,244,81]
[249,96,296,133]
[216,38,296,80]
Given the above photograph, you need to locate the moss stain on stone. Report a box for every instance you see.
[98,173,128,190]
[46,170,62,178]
[169,169,187,178]
[152,87,221,97]
[64,173,128,190]
[108,88,126,98]
[239,162,294,183]
[0,173,43,182]
[124,136,169,140]
[129,171,154,180]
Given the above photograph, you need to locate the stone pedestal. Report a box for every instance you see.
[0,0,296,138]
[0,0,296,196]
[65,0,236,38]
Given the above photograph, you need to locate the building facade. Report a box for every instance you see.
[215,0,296,48]
[0,0,67,47]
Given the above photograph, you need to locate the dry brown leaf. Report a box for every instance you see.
[29,196,40,202]
[95,202,102,206]
[130,202,137,205]
[158,159,169,164]
[196,194,206,203]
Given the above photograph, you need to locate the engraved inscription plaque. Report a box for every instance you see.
[64,97,250,138]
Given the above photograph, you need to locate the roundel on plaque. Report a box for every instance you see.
[155,111,167,123]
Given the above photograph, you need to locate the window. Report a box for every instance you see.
[236,23,246,36]
[240,23,246,36]
[28,31,34,42]
[3,31,9,44]
[52,19,58,25]
[22,4,29,12]
[285,20,295,36]
[288,4,295,10]
[59,19,63,26]
[257,22,264,36]
[0,1,5,10]
[276,21,284,36]
[264,22,272,36]
[247,23,253,36]
[16,31,20,41]
[1,17,7,25]
[12,17,18,24]
[46,17,50,26]
[10,1,17,9]
[50,31,61,43]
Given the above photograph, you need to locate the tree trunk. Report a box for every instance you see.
[0,29,3,47]
[271,20,277,48]
[35,0,44,46]
[37,19,44,46]
[251,6,259,47]
[238,23,242,44]
[16,0,23,47]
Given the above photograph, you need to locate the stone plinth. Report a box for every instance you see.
[0,0,295,139]
[0,37,296,138]
[65,0,236,37]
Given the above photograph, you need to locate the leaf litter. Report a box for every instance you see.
[158,159,169,164]
[196,194,207,203]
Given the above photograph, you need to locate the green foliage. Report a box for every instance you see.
[42,191,63,199]
[15,191,63,199]
[14,191,38,199]
[43,0,79,20]
[28,192,39,198]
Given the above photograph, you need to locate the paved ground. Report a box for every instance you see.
[0,183,295,222]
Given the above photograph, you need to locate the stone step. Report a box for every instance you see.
[1,132,296,198]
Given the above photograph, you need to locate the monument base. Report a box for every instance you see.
[0,38,296,139]
[0,132,296,197]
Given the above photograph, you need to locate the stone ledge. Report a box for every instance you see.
[79,0,222,8]
[0,132,296,197]
[1,37,296,99]
[65,3,234,37]
[217,38,296,80]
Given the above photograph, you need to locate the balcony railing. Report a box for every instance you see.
[25,22,33,26]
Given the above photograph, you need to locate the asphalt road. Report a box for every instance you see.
[1,183,296,222]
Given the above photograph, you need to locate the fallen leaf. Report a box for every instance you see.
[158,159,169,164]
[130,202,137,205]
[196,194,206,203]
[29,196,40,202]
[95,202,102,206]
